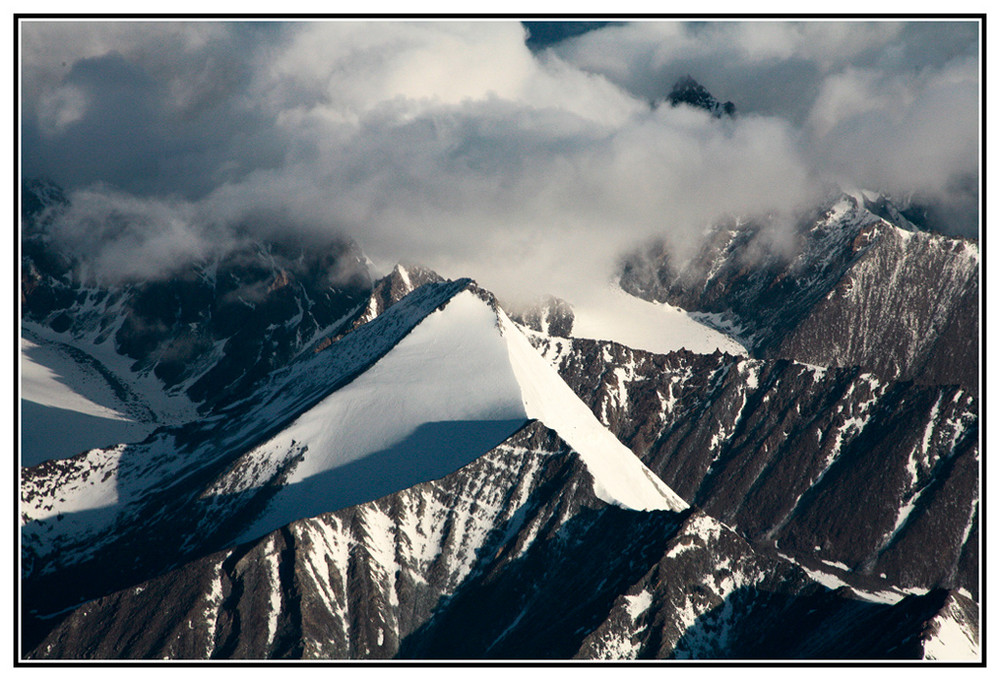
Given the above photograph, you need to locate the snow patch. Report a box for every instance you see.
[201,561,226,654]
[263,536,282,648]
[818,558,850,572]
[625,590,653,621]
[20,336,159,465]
[21,338,131,421]
[395,264,412,291]
[923,600,979,661]
[738,360,760,391]
[22,319,200,428]
[21,444,125,522]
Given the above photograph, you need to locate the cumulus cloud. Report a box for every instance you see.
[20,19,980,301]
[552,20,980,235]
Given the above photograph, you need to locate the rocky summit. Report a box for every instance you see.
[665,75,736,117]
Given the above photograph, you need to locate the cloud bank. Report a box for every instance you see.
[20,20,980,302]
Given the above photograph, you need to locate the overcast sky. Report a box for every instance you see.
[20,20,980,301]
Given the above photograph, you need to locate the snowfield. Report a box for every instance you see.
[571,285,747,356]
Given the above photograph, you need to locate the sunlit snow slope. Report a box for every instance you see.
[232,287,686,543]
[571,286,746,356]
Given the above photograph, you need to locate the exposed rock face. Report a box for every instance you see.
[27,422,585,659]
[326,262,444,344]
[575,518,969,660]
[528,335,978,599]
[26,420,973,660]
[620,193,979,392]
[777,223,979,391]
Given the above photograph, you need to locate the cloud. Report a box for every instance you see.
[20,20,980,301]
[186,92,816,301]
[21,21,288,197]
[44,185,222,282]
[550,20,980,236]
[806,57,979,195]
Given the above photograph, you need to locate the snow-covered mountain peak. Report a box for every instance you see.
[222,283,685,542]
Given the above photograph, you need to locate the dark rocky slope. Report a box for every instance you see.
[526,334,978,599]
[27,422,974,660]
[620,193,979,391]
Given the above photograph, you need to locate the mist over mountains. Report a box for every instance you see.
[18,19,980,663]
[19,179,980,662]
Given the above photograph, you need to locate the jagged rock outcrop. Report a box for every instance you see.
[316,263,444,350]
[505,295,574,337]
[665,75,735,117]
[620,193,979,392]
[528,334,978,599]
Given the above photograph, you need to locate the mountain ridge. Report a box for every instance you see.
[21,274,691,653]
[19,180,980,660]
[619,191,979,391]
[27,417,977,660]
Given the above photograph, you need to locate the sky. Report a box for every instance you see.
[19,19,981,303]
